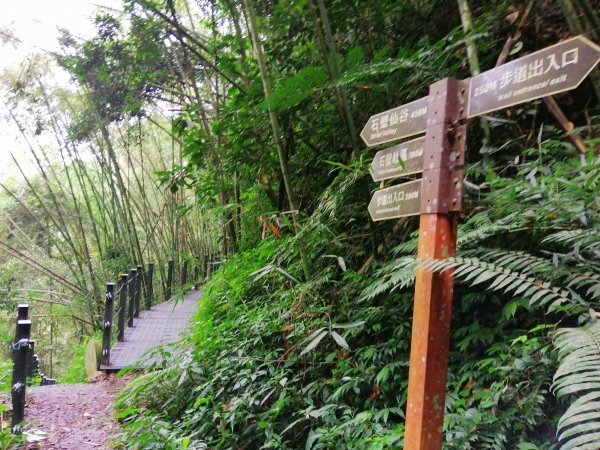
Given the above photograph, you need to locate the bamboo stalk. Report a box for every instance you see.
[242,0,311,280]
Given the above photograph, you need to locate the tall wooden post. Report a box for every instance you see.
[404,78,467,449]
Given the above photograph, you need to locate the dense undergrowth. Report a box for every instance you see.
[0,0,598,448]
[115,125,600,449]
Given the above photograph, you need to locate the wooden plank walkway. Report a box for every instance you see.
[100,289,201,371]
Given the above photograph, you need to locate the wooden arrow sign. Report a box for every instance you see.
[468,35,600,117]
[370,136,425,182]
[360,97,428,147]
[368,179,421,221]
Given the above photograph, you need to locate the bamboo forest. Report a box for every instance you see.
[0,0,599,449]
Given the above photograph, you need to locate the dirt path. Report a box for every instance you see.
[23,374,131,450]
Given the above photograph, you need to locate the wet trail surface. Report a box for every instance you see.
[23,374,131,450]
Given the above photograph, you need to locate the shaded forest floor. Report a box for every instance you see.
[8,374,131,449]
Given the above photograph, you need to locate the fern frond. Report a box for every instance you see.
[392,237,419,256]
[419,256,578,311]
[456,223,510,248]
[359,256,416,302]
[478,250,557,276]
[543,229,600,256]
[553,321,600,449]
[567,273,600,300]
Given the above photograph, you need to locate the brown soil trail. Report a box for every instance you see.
[23,374,131,450]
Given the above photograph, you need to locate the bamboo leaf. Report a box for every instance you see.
[330,330,349,350]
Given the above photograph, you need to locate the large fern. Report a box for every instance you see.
[553,321,600,449]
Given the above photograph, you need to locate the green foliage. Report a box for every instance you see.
[115,125,600,448]
[0,426,26,450]
[553,321,600,449]
[59,335,99,384]
[2,0,599,448]
[0,360,13,393]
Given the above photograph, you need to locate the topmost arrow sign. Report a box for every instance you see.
[468,35,600,117]
[360,36,600,148]
[360,96,428,147]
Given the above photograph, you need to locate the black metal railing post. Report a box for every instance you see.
[102,283,115,367]
[14,304,29,341]
[193,259,199,289]
[181,260,188,286]
[17,304,28,321]
[146,263,154,309]
[135,265,143,318]
[11,318,31,433]
[118,274,128,341]
[128,268,136,327]
[166,259,174,301]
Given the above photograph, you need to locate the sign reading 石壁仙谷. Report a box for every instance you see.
[368,179,421,221]
[370,136,425,181]
[468,35,600,117]
[360,97,428,147]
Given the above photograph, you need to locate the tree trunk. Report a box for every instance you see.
[242,0,311,280]
[456,0,491,143]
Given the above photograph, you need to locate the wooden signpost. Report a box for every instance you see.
[361,35,600,450]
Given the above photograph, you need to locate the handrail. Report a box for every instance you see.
[101,262,164,367]
[11,304,56,434]
[100,257,214,367]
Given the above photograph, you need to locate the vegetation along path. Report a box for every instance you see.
[14,291,201,448]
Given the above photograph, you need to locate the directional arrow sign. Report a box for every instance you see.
[360,97,428,147]
[368,179,422,222]
[370,136,425,182]
[468,35,600,117]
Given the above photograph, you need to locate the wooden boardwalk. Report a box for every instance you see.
[100,289,201,371]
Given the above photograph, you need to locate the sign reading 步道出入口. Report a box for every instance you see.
[468,35,600,117]
[368,179,421,221]
[360,97,428,147]
[370,136,425,182]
